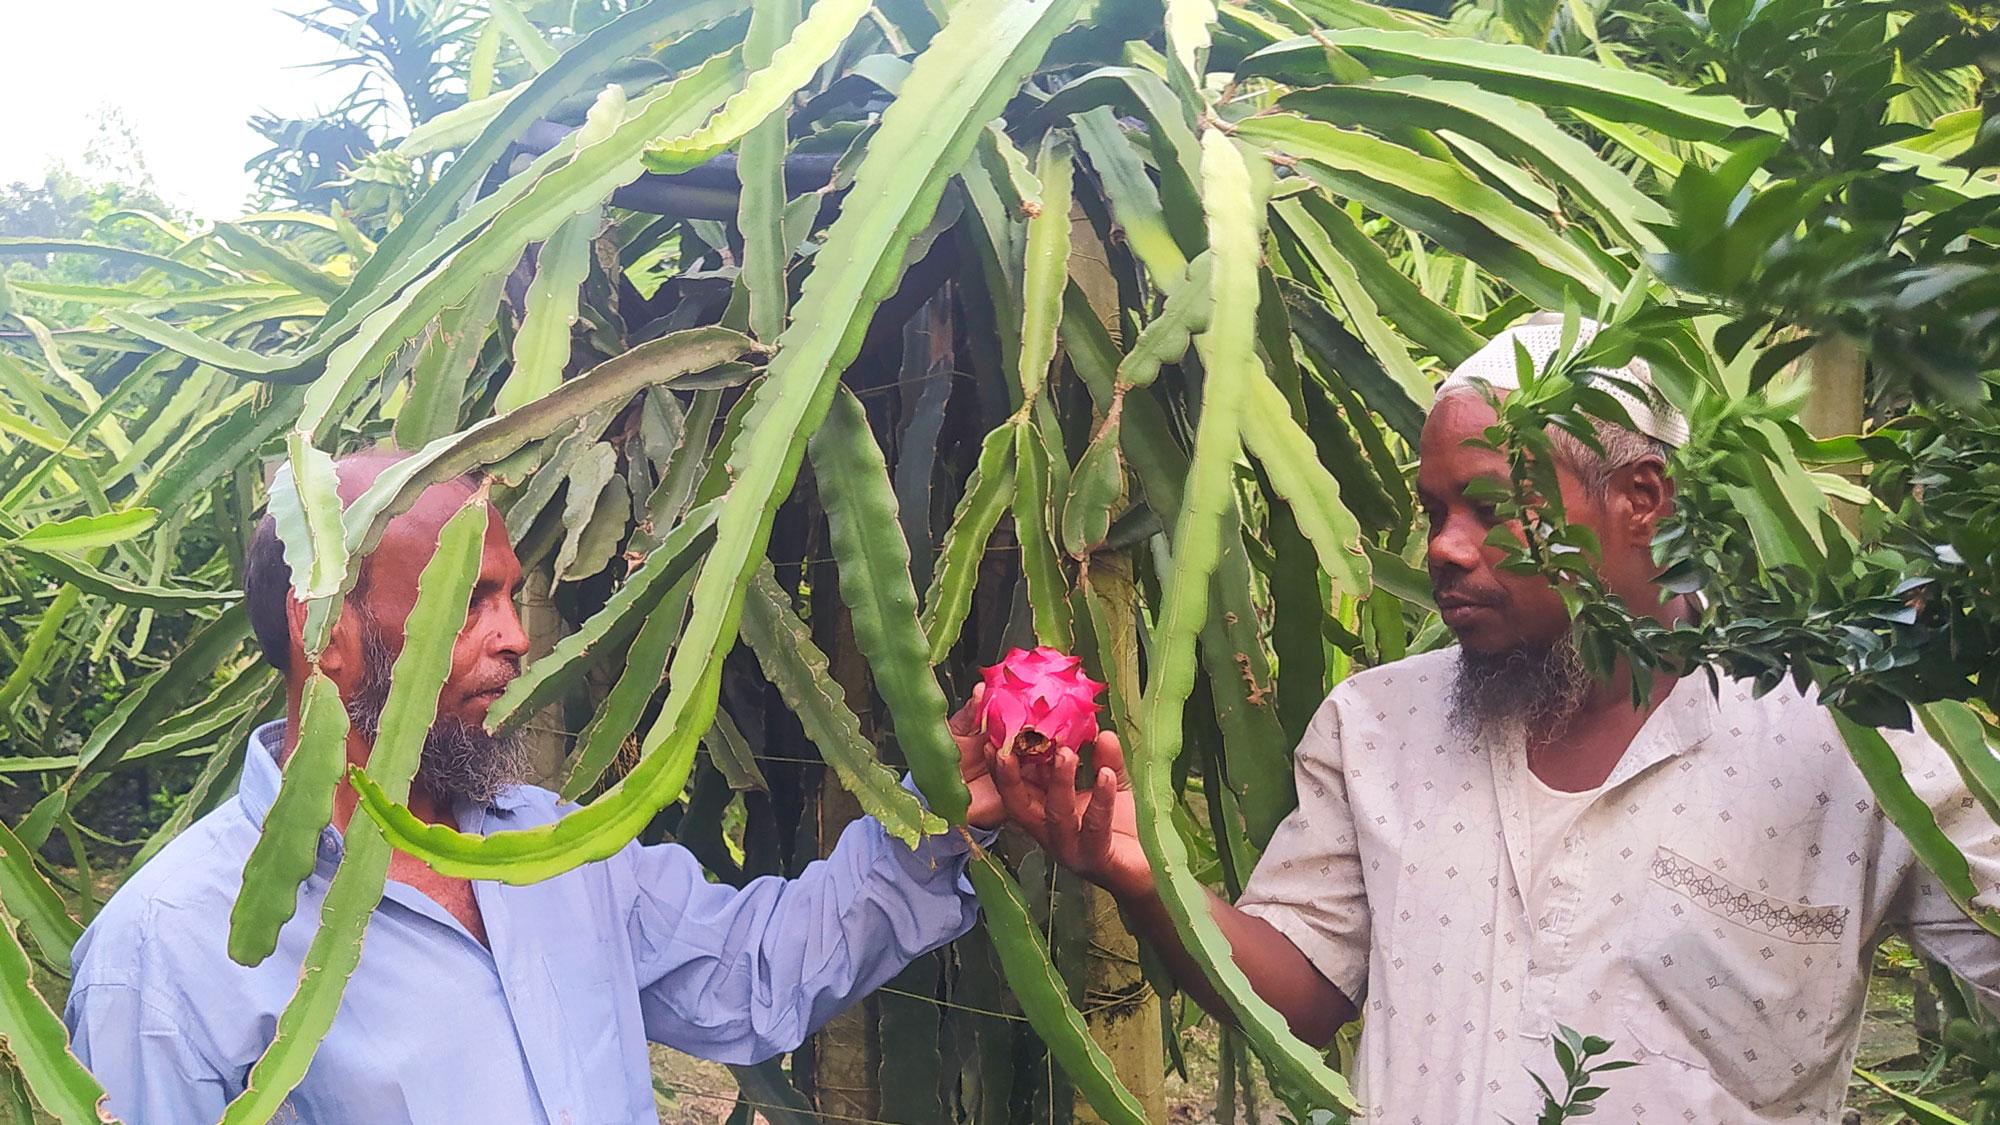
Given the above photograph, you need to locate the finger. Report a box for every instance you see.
[1043,748,1082,859]
[1078,766,1118,866]
[1020,748,1060,790]
[1091,731,1130,787]
[948,683,985,737]
[990,743,1046,830]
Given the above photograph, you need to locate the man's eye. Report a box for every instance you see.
[1474,504,1499,525]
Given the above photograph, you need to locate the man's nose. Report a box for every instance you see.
[489,602,529,664]
[1426,516,1484,575]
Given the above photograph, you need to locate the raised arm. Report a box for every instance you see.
[987,729,1358,1047]
[625,696,1004,1063]
[1882,723,2000,1014]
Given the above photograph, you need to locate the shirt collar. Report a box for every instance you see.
[1602,672,1717,791]
[238,720,288,829]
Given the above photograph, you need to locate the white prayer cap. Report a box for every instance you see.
[1435,316,1690,448]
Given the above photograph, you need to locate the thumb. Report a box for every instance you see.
[950,683,986,738]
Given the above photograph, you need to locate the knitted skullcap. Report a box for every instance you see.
[1435,317,1690,448]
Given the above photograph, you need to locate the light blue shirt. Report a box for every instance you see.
[66,722,986,1124]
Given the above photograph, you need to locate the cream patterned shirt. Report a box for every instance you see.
[1237,647,2000,1124]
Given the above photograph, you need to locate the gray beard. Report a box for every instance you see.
[1449,635,1592,747]
[346,615,526,807]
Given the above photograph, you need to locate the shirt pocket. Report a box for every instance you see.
[540,953,624,1118]
[1618,846,1851,1108]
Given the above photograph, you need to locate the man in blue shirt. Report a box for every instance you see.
[65,453,1003,1124]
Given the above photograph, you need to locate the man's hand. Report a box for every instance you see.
[952,686,1006,830]
[984,726,1154,902]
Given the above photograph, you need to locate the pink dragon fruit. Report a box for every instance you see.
[977,646,1107,758]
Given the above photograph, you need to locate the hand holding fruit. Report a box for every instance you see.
[972,648,1153,902]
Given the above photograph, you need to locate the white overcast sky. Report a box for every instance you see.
[0,1,405,219]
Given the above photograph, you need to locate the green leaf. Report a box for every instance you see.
[395,273,507,449]
[272,436,347,611]
[74,605,252,779]
[977,122,1046,219]
[1057,284,1296,845]
[1072,106,1188,283]
[1016,134,1075,407]
[499,204,603,413]
[1918,702,2000,831]
[964,848,1150,1125]
[1274,191,1462,387]
[0,899,112,1124]
[484,499,719,731]
[1132,129,1358,1112]
[317,0,744,334]
[1280,196,1456,398]
[1041,68,1206,255]
[551,444,621,581]
[222,497,488,1123]
[141,386,306,518]
[1244,29,1770,142]
[212,223,343,301]
[0,587,80,720]
[8,509,155,554]
[703,707,770,792]
[0,818,82,974]
[811,388,971,823]
[1114,254,1212,389]
[1061,415,1126,556]
[490,0,557,70]
[737,0,801,342]
[559,568,695,801]
[100,310,302,379]
[1282,78,1670,250]
[1850,1068,1971,1124]
[740,564,944,847]
[0,236,216,284]
[643,0,872,174]
[1239,375,1370,596]
[1014,418,1075,647]
[1275,274,1428,444]
[920,422,1017,664]
[351,0,1089,883]
[227,672,349,966]
[295,54,744,443]
[1235,114,1608,306]
[1834,713,2000,936]
[342,326,755,568]
[12,550,239,611]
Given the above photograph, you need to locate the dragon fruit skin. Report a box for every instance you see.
[977,646,1107,758]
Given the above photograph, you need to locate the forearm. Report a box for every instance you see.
[1115,886,1356,1047]
[631,818,980,1061]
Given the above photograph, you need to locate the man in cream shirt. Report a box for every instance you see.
[986,319,2000,1122]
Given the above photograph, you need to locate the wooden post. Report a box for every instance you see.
[1076,554,1167,1124]
[516,564,567,784]
[1801,337,1866,529]
[1064,210,1168,1123]
[811,590,881,1120]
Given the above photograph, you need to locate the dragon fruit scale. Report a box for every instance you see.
[977,646,1107,759]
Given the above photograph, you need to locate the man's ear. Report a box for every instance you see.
[1617,459,1675,545]
[285,595,357,680]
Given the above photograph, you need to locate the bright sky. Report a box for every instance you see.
[0,1,404,219]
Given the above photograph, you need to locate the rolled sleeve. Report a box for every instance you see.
[1235,691,1371,1002]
